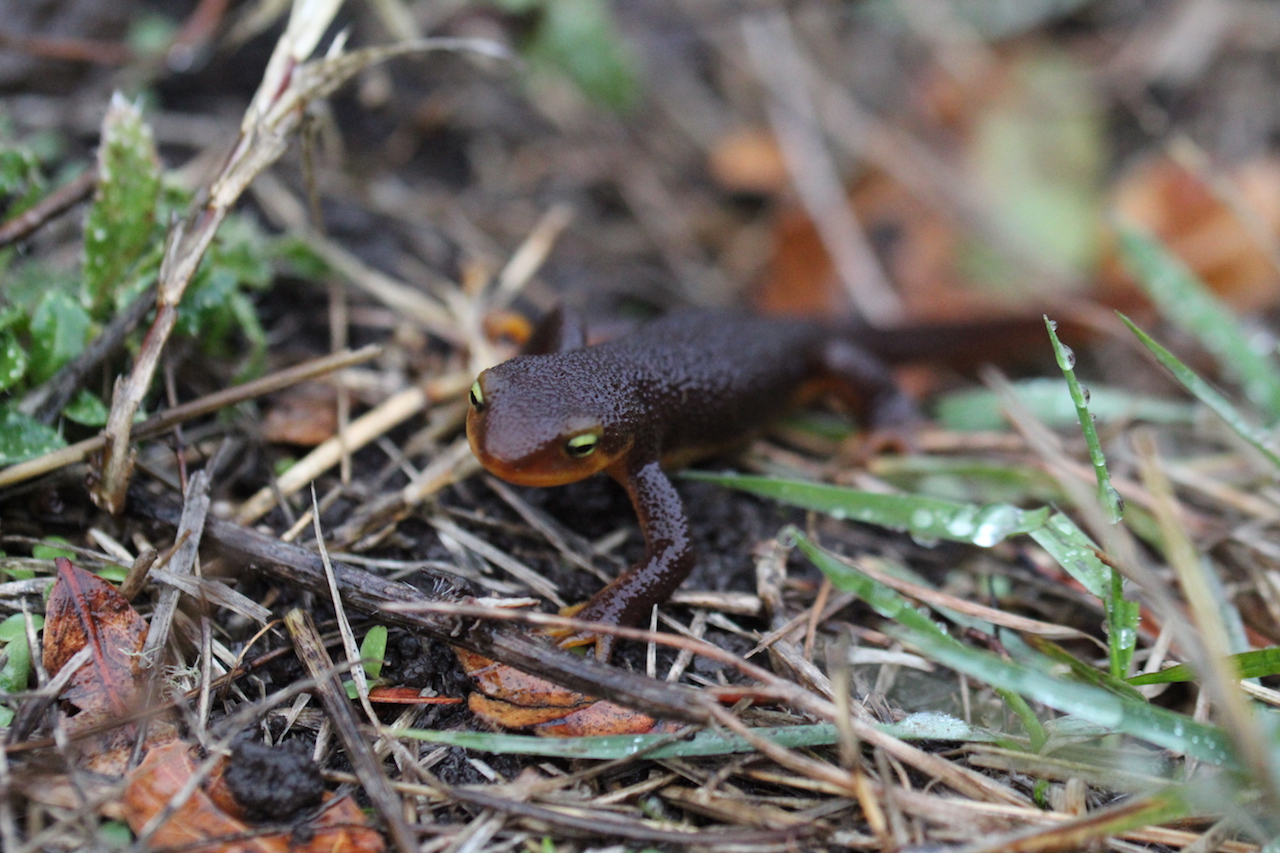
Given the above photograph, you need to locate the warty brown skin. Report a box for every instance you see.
[465,310,917,658]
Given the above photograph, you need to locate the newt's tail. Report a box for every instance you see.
[849,304,1111,371]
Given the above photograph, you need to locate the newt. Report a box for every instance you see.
[465,308,926,661]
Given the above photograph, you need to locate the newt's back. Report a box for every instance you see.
[586,312,823,455]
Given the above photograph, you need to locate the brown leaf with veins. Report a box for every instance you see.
[124,740,386,853]
[43,556,148,720]
[41,556,166,775]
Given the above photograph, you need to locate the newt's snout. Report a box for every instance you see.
[466,367,618,487]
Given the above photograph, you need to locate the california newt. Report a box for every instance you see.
[465,308,922,659]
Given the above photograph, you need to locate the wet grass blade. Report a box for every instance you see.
[394,715,998,759]
[1119,313,1280,470]
[795,528,1235,765]
[880,617,1235,765]
[1045,315,1123,523]
[935,379,1194,431]
[1027,513,1139,678]
[1117,224,1280,422]
[1130,647,1280,686]
[684,471,1047,547]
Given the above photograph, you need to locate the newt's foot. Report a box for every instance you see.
[541,602,617,661]
[455,648,660,736]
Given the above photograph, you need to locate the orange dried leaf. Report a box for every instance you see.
[1106,154,1280,311]
[457,648,660,736]
[367,685,463,705]
[124,740,386,853]
[124,741,285,853]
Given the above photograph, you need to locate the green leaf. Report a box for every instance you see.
[0,144,46,217]
[1117,224,1280,423]
[227,290,266,379]
[81,94,161,317]
[0,408,66,465]
[0,613,42,643]
[684,471,1047,547]
[126,13,180,58]
[208,213,273,290]
[969,50,1103,278]
[94,821,134,849]
[95,565,128,583]
[1129,647,1280,686]
[0,306,23,332]
[61,388,109,426]
[0,328,28,392]
[524,0,639,111]
[273,236,333,281]
[175,213,272,376]
[28,290,91,384]
[32,537,74,560]
[0,613,39,694]
[1119,313,1280,470]
[361,625,387,681]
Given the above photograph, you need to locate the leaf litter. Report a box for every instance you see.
[4,1,1280,851]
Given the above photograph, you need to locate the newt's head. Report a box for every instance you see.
[466,353,635,487]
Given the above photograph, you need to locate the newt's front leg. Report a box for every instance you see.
[558,454,694,660]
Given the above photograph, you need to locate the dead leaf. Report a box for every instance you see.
[367,685,463,705]
[260,382,338,446]
[123,740,386,853]
[757,170,969,319]
[708,128,788,195]
[1104,154,1280,312]
[43,556,148,721]
[457,648,660,736]
[40,556,178,775]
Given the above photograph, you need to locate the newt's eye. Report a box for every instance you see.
[565,432,600,458]
[469,381,484,410]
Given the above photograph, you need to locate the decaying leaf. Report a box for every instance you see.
[123,739,385,853]
[43,556,148,721]
[1104,154,1280,312]
[260,381,338,446]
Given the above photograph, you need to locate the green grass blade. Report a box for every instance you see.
[393,714,998,760]
[1119,313,1280,469]
[790,529,965,646]
[1026,513,1138,678]
[796,529,1233,764]
[1130,647,1280,686]
[1027,512,1108,598]
[684,471,1047,547]
[880,618,1234,765]
[1045,315,1123,522]
[1020,635,1147,702]
[935,379,1194,431]
[1117,223,1280,422]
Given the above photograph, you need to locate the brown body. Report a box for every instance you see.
[465,309,917,657]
